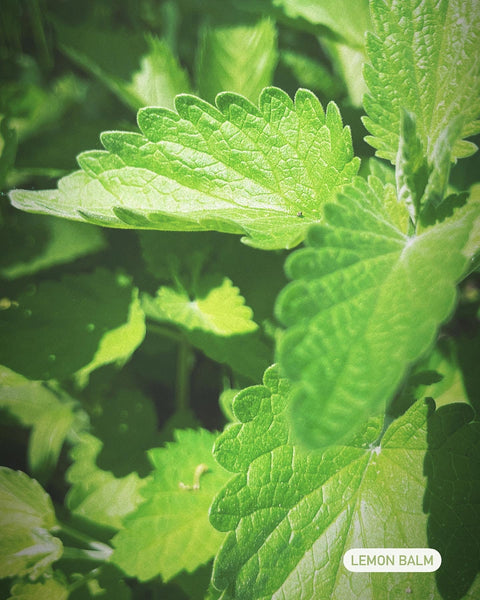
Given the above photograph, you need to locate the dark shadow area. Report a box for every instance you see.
[424,400,480,599]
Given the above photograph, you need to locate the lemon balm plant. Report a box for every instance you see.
[1,0,480,598]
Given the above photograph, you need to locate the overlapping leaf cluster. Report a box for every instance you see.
[1,0,480,598]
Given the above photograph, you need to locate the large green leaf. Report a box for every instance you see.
[363,0,480,164]
[112,429,230,582]
[275,177,480,447]
[0,468,62,579]
[196,17,277,104]
[10,88,360,249]
[0,269,145,381]
[210,366,480,599]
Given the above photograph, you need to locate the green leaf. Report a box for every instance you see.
[320,39,367,107]
[0,213,105,280]
[143,277,257,336]
[363,0,480,164]
[396,109,465,224]
[10,88,360,250]
[412,338,470,409]
[275,177,480,447]
[275,0,370,48]
[62,33,191,112]
[0,269,145,381]
[66,432,148,530]
[280,50,343,99]
[75,285,146,385]
[65,379,157,529]
[0,468,62,579]
[127,35,191,110]
[112,429,230,582]
[196,17,277,104]
[0,366,80,483]
[210,366,480,599]
[144,291,271,381]
[8,578,68,600]
[55,24,182,111]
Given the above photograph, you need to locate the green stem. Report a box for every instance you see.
[147,321,183,342]
[146,320,194,411]
[62,545,112,562]
[68,567,102,593]
[54,519,112,555]
[176,337,194,413]
[29,0,53,69]
[161,0,179,55]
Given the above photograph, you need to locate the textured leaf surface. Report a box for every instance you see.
[363,0,480,163]
[112,429,230,582]
[10,88,359,249]
[143,277,257,336]
[0,269,145,381]
[0,366,78,482]
[0,468,62,579]
[210,366,480,600]
[197,18,277,103]
[276,177,480,447]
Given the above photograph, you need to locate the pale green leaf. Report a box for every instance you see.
[210,366,480,599]
[75,287,146,385]
[143,277,257,336]
[0,365,78,482]
[0,269,145,381]
[127,35,191,110]
[411,338,470,409]
[321,40,367,107]
[275,177,480,447]
[0,364,88,482]
[276,0,370,48]
[8,578,68,600]
[0,214,105,280]
[55,24,183,111]
[10,88,360,250]
[363,0,480,163]
[112,429,230,582]
[0,468,62,579]
[280,50,343,99]
[144,292,271,381]
[66,432,148,530]
[197,17,277,104]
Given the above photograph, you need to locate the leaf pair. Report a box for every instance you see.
[210,366,480,600]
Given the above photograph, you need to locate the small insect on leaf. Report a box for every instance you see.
[178,463,209,491]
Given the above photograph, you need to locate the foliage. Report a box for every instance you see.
[1,0,479,599]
